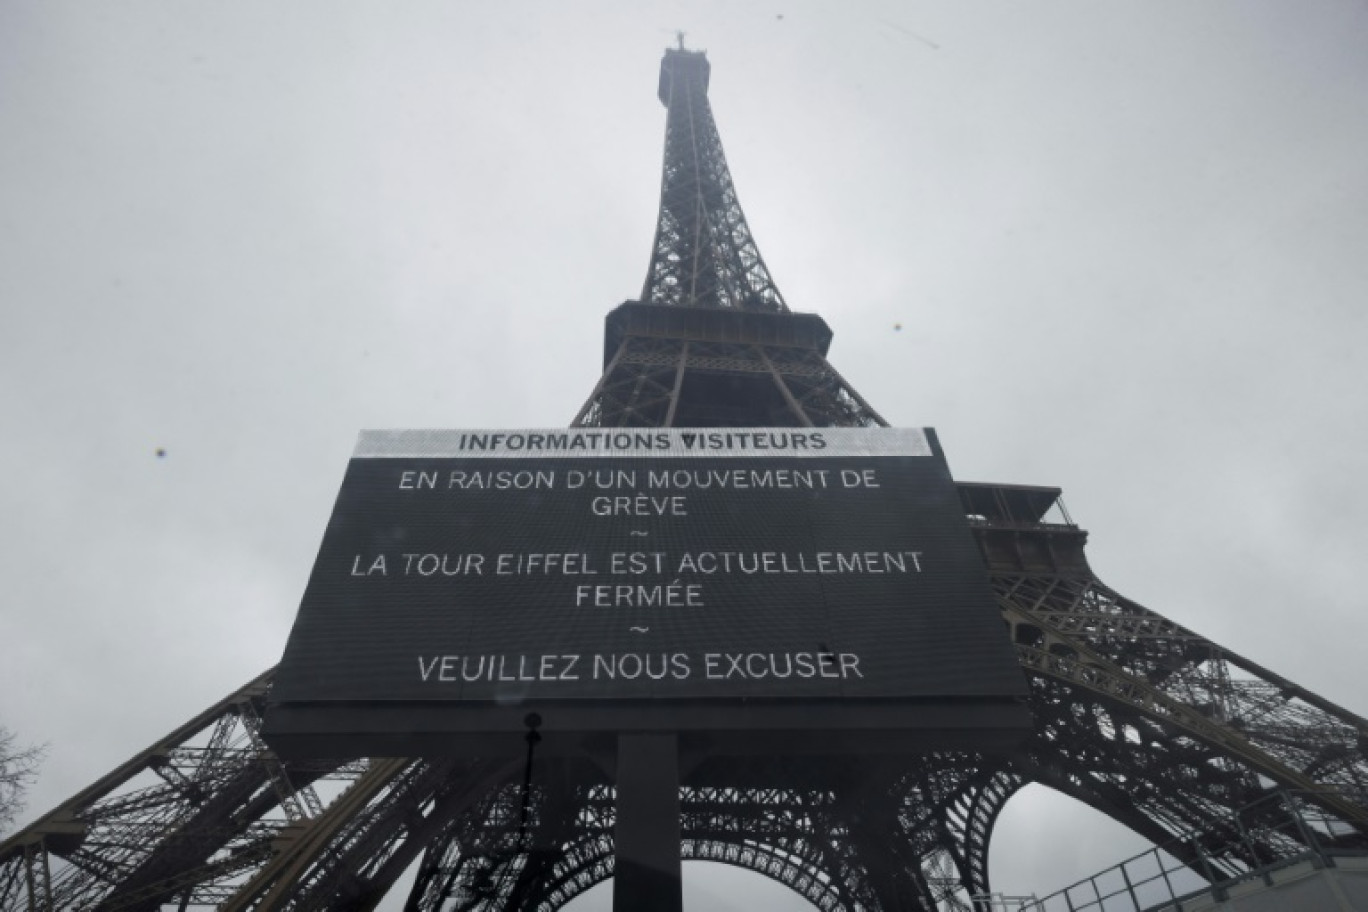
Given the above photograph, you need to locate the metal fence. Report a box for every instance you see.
[978,790,1367,912]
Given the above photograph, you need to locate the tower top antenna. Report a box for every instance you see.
[676,30,686,50]
[645,47,784,312]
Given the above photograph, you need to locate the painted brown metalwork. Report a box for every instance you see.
[4,44,1367,912]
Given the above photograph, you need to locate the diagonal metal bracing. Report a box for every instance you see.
[946,770,1026,898]
[574,337,885,429]
[642,49,786,313]
[7,380,1368,912]
[0,670,356,912]
[5,583,1366,910]
[996,571,1368,829]
[6,44,1368,912]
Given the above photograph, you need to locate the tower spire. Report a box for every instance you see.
[3,44,1367,912]
[574,47,883,428]
[642,47,788,312]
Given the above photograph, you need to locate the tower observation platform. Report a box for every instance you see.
[2,44,1366,912]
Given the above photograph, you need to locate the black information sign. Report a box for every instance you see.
[263,428,1029,757]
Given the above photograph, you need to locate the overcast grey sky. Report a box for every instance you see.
[3,1,1367,908]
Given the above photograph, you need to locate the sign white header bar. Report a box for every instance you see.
[354,427,932,459]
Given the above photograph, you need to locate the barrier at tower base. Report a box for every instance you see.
[983,790,1368,912]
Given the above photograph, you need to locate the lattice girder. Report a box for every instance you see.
[993,568,1368,835]
[8,43,1368,912]
[642,49,787,312]
[0,671,355,912]
[8,554,1368,910]
[574,335,886,429]
[7,510,1368,912]
[407,766,888,912]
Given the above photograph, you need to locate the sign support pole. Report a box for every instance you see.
[612,732,683,912]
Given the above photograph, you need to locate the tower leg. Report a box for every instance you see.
[613,733,682,912]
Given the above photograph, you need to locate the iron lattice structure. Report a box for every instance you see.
[4,46,1367,912]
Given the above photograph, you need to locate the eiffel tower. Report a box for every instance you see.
[3,44,1367,912]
